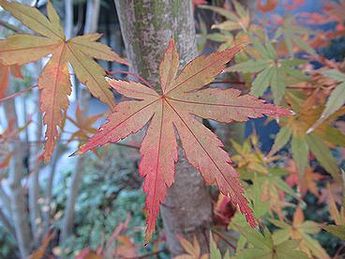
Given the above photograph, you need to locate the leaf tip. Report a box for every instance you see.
[168,37,175,48]
[144,229,153,245]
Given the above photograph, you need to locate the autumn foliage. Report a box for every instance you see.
[0,0,345,258]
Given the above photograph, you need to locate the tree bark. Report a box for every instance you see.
[114,0,213,256]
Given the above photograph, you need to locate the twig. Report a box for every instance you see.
[210,80,246,85]
[107,70,153,89]
[0,138,140,150]
[0,20,24,33]
[212,229,237,251]
[286,85,316,90]
[0,85,37,103]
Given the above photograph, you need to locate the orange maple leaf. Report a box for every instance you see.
[257,0,278,13]
[66,105,103,145]
[0,63,22,98]
[0,0,127,161]
[285,160,324,198]
[78,39,292,241]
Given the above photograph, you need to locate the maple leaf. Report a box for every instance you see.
[227,37,307,104]
[0,0,127,161]
[322,184,345,240]
[308,69,345,133]
[175,235,208,259]
[269,93,345,181]
[274,16,316,57]
[29,231,55,259]
[66,105,103,145]
[230,136,295,219]
[285,160,324,198]
[257,0,278,13]
[0,117,32,169]
[249,168,297,220]
[231,135,279,176]
[0,63,22,98]
[78,39,291,241]
[201,1,263,51]
[231,218,309,259]
[209,234,232,259]
[201,1,250,33]
[271,207,330,259]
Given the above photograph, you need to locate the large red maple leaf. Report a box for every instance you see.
[79,40,292,241]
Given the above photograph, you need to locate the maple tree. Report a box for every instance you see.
[0,0,127,161]
[78,39,291,240]
[0,0,345,258]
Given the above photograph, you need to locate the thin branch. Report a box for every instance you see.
[212,229,236,251]
[0,85,37,103]
[210,80,246,85]
[1,138,140,150]
[107,70,154,89]
[0,20,24,33]
[286,85,317,90]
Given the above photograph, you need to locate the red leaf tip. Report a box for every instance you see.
[272,106,295,118]
[168,38,175,48]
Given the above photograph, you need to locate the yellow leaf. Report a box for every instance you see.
[0,0,127,161]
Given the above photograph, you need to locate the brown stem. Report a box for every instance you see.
[0,19,24,33]
[107,69,153,88]
[0,85,37,103]
[212,229,236,251]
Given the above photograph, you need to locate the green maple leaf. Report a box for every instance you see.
[230,218,308,259]
[271,207,329,259]
[308,69,345,132]
[269,93,344,181]
[274,16,316,57]
[227,38,307,104]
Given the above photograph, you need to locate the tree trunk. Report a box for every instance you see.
[114,0,213,256]
[28,88,43,246]
[4,98,33,258]
[61,0,99,243]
